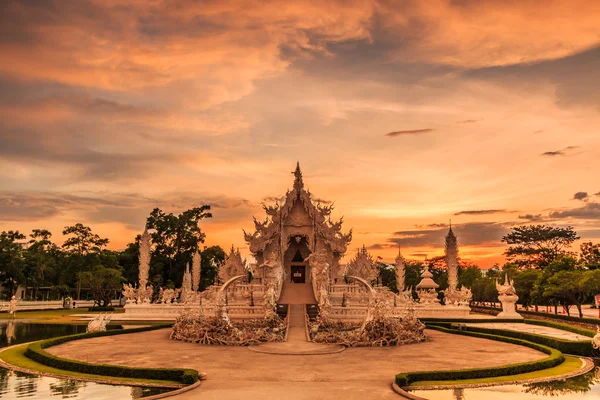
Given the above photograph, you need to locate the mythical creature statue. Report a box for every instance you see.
[496,273,517,296]
[122,283,137,303]
[305,249,330,292]
[86,313,111,333]
[593,325,600,350]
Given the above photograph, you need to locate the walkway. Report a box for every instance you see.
[46,329,549,400]
[466,323,592,341]
[277,282,317,304]
[250,304,343,355]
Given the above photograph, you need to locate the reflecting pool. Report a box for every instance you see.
[0,321,172,399]
[411,366,600,399]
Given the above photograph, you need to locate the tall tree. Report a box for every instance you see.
[62,223,109,256]
[23,229,60,295]
[146,206,212,285]
[580,242,600,270]
[0,231,26,297]
[502,225,579,268]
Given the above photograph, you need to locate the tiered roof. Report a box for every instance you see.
[244,162,352,255]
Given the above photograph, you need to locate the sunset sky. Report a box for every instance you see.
[1,0,599,268]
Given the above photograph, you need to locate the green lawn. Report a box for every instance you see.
[410,356,584,387]
[0,343,181,387]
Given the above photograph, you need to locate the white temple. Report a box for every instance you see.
[121,163,474,321]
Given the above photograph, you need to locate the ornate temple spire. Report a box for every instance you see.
[395,244,405,293]
[192,247,201,292]
[293,161,304,192]
[138,227,151,291]
[445,223,459,291]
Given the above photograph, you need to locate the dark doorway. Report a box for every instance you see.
[291,265,306,283]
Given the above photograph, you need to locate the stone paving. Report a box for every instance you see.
[466,323,592,341]
[47,328,547,400]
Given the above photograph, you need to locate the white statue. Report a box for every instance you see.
[496,273,522,319]
[496,273,517,296]
[305,248,330,311]
[593,325,600,350]
[122,283,136,303]
[8,296,19,318]
[86,313,111,333]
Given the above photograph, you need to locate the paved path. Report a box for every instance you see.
[467,323,591,341]
[48,328,547,400]
[250,304,344,355]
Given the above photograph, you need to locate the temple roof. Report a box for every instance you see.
[244,163,352,255]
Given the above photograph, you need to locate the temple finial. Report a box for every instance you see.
[292,161,304,191]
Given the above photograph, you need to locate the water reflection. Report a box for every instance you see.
[411,367,600,399]
[0,321,171,399]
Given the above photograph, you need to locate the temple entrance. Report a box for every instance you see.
[291,265,306,283]
[277,237,317,304]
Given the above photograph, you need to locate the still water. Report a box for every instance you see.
[0,321,172,399]
[411,367,600,399]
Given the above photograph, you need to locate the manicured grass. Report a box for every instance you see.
[410,355,583,387]
[0,344,181,387]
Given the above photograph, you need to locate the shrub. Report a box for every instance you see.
[524,319,596,338]
[88,307,115,312]
[25,324,199,385]
[448,324,593,356]
[396,325,564,386]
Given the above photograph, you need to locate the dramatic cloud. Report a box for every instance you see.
[1,0,600,266]
[454,209,513,216]
[541,146,580,157]
[390,222,509,247]
[573,192,589,201]
[549,202,600,220]
[385,129,433,137]
[518,214,547,222]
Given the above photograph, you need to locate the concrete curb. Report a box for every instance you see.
[143,380,202,399]
[391,382,428,399]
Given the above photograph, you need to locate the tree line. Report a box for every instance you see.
[377,225,600,317]
[0,205,225,304]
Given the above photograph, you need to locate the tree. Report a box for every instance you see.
[23,229,60,296]
[580,242,600,269]
[78,265,124,307]
[146,206,212,285]
[0,231,26,297]
[200,245,225,290]
[543,269,600,317]
[62,223,109,256]
[513,269,542,310]
[459,265,483,289]
[502,225,579,268]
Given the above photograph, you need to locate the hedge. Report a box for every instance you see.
[524,319,596,338]
[396,325,564,386]
[25,324,198,385]
[88,307,115,312]
[449,324,593,356]
[472,305,600,325]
